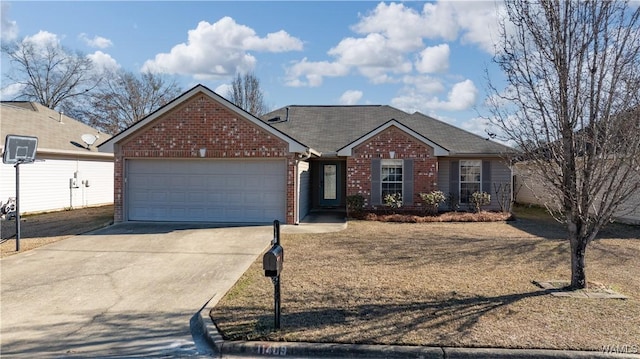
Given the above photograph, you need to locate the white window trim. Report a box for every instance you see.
[459,160,482,204]
[381,159,404,200]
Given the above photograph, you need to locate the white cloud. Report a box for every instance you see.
[354,1,502,53]
[339,90,363,105]
[448,2,503,53]
[87,51,120,72]
[461,116,491,138]
[24,30,60,48]
[425,79,478,111]
[329,33,401,68]
[284,1,502,89]
[1,83,25,101]
[419,2,460,41]
[79,33,113,49]
[392,79,478,114]
[352,2,430,51]
[214,83,232,98]
[284,58,349,87]
[390,90,428,114]
[402,75,445,94]
[142,17,303,80]
[1,2,18,42]
[462,116,514,146]
[415,44,449,74]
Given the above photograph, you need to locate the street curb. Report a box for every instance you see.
[198,309,639,359]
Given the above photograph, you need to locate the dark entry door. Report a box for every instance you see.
[319,163,340,207]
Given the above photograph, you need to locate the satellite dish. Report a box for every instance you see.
[81,134,97,147]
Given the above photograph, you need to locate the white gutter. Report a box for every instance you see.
[2,147,115,159]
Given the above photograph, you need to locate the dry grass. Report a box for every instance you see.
[211,206,640,351]
[0,205,113,258]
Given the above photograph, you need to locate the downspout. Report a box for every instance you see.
[294,149,312,225]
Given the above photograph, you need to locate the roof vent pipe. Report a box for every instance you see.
[285,107,289,122]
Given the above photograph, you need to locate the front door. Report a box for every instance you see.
[319,163,340,207]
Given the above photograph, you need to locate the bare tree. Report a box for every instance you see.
[487,1,640,289]
[2,39,97,109]
[72,69,182,134]
[227,72,268,115]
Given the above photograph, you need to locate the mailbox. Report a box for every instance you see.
[263,244,283,277]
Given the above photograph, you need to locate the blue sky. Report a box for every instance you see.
[1,1,509,138]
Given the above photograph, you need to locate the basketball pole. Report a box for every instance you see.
[14,160,21,251]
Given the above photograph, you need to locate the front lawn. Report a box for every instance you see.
[210,207,640,351]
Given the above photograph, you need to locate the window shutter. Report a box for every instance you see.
[449,160,459,201]
[482,160,491,193]
[403,159,413,206]
[371,159,381,205]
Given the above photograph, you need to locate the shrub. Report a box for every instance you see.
[419,190,446,215]
[447,192,460,212]
[346,194,365,215]
[383,193,402,212]
[471,191,491,212]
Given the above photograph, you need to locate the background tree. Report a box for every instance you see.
[487,1,640,289]
[72,69,182,134]
[227,72,268,115]
[2,38,97,109]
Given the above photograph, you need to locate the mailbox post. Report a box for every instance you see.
[263,220,283,330]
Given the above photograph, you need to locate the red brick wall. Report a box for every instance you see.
[346,126,438,209]
[113,93,296,223]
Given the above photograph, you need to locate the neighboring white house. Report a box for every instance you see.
[1,102,114,214]
[514,162,640,225]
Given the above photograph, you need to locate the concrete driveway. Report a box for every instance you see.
[1,222,273,358]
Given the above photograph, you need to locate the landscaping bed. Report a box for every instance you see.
[350,209,513,223]
[211,206,640,351]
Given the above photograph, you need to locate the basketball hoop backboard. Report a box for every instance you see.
[3,135,38,164]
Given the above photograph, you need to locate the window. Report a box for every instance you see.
[460,160,481,203]
[381,159,403,200]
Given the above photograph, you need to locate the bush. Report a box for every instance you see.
[383,193,402,212]
[419,190,446,215]
[471,191,491,213]
[446,192,460,212]
[346,194,365,215]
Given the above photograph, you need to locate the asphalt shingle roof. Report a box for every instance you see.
[1,102,111,154]
[260,105,513,155]
[261,105,408,154]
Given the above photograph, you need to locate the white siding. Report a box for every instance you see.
[514,162,640,224]
[615,187,640,224]
[298,161,311,222]
[513,163,560,208]
[0,158,113,214]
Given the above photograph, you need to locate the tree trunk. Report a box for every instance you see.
[569,235,588,289]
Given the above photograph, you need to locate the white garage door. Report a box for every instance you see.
[127,159,286,223]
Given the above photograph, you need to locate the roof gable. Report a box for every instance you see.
[98,84,307,154]
[337,119,449,156]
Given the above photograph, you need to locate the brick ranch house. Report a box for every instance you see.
[99,84,514,224]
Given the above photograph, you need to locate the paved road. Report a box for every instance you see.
[1,222,272,358]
